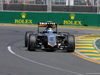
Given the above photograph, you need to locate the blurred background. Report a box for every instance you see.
[0,0,100,13]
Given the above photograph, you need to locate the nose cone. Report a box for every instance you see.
[47,34,56,47]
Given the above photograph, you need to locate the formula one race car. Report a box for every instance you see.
[25,22,75,52]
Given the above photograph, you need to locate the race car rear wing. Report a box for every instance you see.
[38,22,57,27]
[38,22,57,33]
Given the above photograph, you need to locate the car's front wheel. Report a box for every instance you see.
[27,34,37,51]
[67,35,75,52]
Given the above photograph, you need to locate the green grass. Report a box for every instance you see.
[0,23,100,30]
[96,39,100,49]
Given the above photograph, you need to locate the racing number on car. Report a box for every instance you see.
[50,37,54,41]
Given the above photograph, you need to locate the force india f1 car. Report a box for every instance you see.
[25,22,75,52]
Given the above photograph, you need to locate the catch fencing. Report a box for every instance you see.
[0,0,99,13]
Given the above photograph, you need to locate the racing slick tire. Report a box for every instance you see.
[67,35,75,52]
[27,34,37,51]
[25,31,34,47]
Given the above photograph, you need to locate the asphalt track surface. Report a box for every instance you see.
[0,25,100,75]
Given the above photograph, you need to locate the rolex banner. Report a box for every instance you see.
[0,11,99,26]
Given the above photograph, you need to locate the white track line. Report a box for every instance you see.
[7,44,83,75]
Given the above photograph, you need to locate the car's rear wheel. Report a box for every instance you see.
[67,35,75,52]
[25,31,33,47]
[27,34,37,51]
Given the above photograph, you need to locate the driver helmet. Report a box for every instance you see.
[47,28,53,33]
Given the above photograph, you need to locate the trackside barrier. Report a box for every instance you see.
[0,11,100,26]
